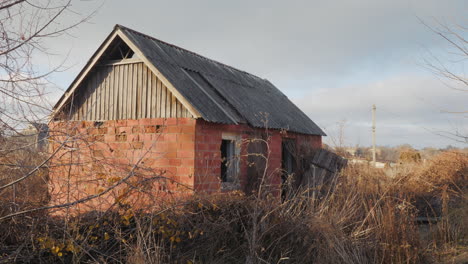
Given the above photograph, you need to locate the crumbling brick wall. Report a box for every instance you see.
[48,118,196,214]
[193,120,322,194]
[48,117,322,213]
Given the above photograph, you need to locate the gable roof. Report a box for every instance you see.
[54,24,325,136]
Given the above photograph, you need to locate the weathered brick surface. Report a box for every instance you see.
[193,120,322,194]
[48,117,322,213]
[49,118,196,214]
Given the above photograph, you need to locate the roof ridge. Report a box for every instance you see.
[115,24,264,81]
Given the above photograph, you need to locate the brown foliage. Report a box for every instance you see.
[0,151,466,263]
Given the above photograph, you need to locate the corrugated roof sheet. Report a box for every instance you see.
[119,25,325,136]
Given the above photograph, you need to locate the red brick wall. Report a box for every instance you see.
[193,120,322,194]
[48,118,196,214]
[48,117,322,213]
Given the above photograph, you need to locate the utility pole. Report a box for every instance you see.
[372,104,376,167]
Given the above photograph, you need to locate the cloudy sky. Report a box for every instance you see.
[42,0,467,149]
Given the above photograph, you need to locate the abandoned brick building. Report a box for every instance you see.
[49,25,325,211]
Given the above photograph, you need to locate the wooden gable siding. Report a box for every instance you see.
[66,62,193,120]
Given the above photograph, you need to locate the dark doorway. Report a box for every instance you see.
[281,138,296,199]
[221,139,235,182]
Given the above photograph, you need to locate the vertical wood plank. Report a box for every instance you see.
[171,94,177,117]
[123,64,129,119]
[96,70,102,120]
[161,83,166,118]
[100,69,105,120]
[117,65,123,120]
[129,63,134,119]
[120,64,126,119]
[177,101,182,118]
[137,63,143,118]
[134,64,138,118]
[105,67,109,120]
[142,64,148,118]
[99,69,104,120]
[109,66,115,120]
[114,65,118,120]
[151,73,157,117]
[166,88,171,118]
[83,80,88,120]
[156,79,161,117]
[147,67,153,118]
[127,63,132,120]
[79,89,85,120]
[92,72,97,120]
[147,69,152,118]
[90,72,95,120]
[101,68,107,120]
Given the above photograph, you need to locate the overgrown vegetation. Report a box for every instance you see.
[0,149,466,263]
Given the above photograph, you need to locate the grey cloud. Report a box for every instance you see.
[38,0,466,147]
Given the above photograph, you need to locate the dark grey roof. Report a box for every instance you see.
[119,25,325,136]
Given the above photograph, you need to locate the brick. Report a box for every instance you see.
[165,118,178,125]
[106,120,116,127]
[180,158,195,167]
[107,142,127,150]
[177,150,195,158]
[131,142,144,149]
[127,134,140,142]
[163,152,177,159]
[177,166,193,176]
[132,126,142,133]
[155,125,166,133]
[115,134,127,142]
[138,118,155,125]
[169,159,182,166]
[92,135,104,142]
[87,128,98,135]
[126,119,140,126]
[179,142,194,151]
[104,134,115,142]
[178,176,194,185]
[97,127,107,134]
[166,126,180,133]
[167,142,178,150]
[144,142,158,151]
[181,125,195,134]
[139,134,153,142]
[114,149,127,158]
[115,120,127,127]
[152,158,170,166]
[107,127,117,135]
[144,125,157,133]
[117,126,131,134]
[178,133,194,142]
[161,133,177,142]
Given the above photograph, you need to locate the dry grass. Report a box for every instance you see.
[0,151,466,263]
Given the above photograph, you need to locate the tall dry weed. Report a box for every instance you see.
[1,151,466,263]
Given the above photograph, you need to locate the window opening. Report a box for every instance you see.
[221,139,236,182]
